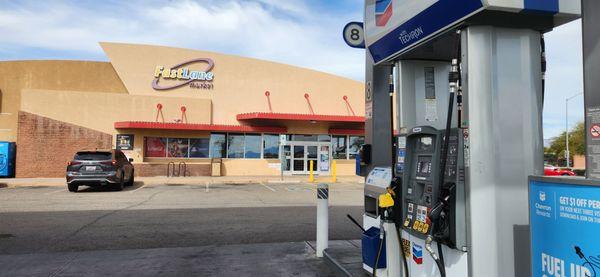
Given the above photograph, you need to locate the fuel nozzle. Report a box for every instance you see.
[448,59,460,94]
[389,73,394,96]
[427,184,455,238]
[429,194,450,222]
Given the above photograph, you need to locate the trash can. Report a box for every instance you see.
[362,227,386,269]
[211,158,222,177]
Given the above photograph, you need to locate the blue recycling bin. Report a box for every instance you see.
[362,227,386,269]
[0,142,16,177]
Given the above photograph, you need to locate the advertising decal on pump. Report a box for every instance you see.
[530,179,600,277]
[412,243,423,265]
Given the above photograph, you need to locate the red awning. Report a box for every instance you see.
[114,121,287,133]
[237,112,365,123]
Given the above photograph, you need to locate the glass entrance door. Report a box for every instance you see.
[282,142,332,175]
[292,145,305,174]
[306,146,318,173]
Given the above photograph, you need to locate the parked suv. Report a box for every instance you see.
[66,149,134,192]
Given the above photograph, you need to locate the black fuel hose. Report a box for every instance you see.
[346,214,365,232]
[438,241,446,275]
[395,224,410,277]
[373,230,384,277]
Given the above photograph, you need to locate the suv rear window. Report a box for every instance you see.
[74,152,112,161]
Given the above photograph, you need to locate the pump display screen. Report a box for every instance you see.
[418,136,433,151]
[416,156,432,176]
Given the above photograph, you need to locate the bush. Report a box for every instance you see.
[573,169,586,176]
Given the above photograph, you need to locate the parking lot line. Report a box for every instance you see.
[128,183,146,193]
[259,182,276,192]
[205,182,209,193]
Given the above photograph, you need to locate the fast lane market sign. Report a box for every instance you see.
[152,58,214,90]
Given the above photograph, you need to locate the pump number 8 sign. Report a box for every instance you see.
[343,22,365,49]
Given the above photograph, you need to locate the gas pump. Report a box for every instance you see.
[360,1,580,277]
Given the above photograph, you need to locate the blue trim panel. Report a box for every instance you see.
[376,0,392,14]
[368,0,483,64]
[523,0,559,14]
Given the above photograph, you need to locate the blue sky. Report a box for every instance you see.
[0,0,583,140]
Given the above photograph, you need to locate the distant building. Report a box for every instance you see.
[0,43,365,177]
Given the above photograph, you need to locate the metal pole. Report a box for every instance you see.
[280,145,284,181]
[566,99,570,167]
[316,183,329,257]
[565,93,583,168]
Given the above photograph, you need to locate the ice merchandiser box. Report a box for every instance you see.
[0,142,16,177]
[529,176,600,277]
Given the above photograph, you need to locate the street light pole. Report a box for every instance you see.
[565,92,583,167]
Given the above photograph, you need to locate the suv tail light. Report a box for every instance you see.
[100,160,117,166]
[68,161,82,166]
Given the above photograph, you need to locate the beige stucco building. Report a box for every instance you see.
[0,42,365,177]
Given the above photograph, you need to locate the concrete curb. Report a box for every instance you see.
[323,249,355,277]
[0,175,363,188]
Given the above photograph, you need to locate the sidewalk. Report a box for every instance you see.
[0,175,364,188]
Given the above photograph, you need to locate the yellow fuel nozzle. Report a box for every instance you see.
[378,193,395,208]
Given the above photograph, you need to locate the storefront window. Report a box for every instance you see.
[244,134,261,159]
[227,133,244,158]
[318,135,331,142]
[349,136,365,159]
[210,133,227,158]
[189,138,210,158]
[168,138,189,158]
[145,137,167,157]
[332,135,347,159]
[292,134,318,141]
[263,134,279,159]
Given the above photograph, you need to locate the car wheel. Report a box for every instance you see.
[126,170,135,186]
[562,173,571,176]
[114,174,124,191]
[68,184,78,192]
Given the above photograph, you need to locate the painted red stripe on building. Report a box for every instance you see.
[237,112,365,123]
[114,121,287,133]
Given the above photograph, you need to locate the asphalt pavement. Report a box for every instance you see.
[0,181,365,276]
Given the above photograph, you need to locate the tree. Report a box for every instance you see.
[545,122,585,166]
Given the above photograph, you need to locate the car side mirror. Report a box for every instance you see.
[128,158,134,162]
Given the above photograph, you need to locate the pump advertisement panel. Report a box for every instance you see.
[364,0,483,64]
[529,178,600,277]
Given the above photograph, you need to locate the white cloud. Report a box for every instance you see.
[0,0,365,80]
